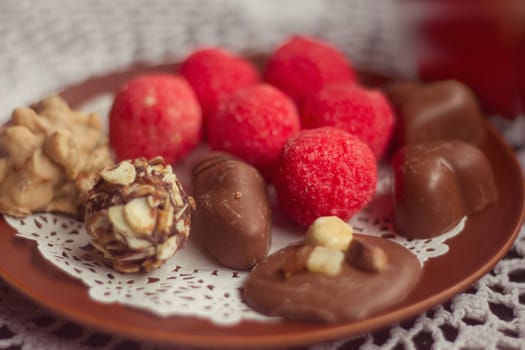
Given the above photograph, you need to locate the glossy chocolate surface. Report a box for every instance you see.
[242,235,422,323]
[392,140,498,239]
[384,80,486,147]
[191,152,271,270]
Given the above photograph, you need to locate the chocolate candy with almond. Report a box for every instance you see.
[191,152,271,270]
[243,234,421,323]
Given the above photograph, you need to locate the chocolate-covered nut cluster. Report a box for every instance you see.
[0,95,112,218]
[191,152,271,270]
[84,157,193,273]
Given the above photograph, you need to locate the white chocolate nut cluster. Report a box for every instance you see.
[84,157,194,273]
[0,95,113,218]
[286,216,388,276]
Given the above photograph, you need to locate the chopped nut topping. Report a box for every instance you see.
[123,198,157,235]
[305,216,353,252]
[108,205,135,236]
[148,156,164,165]
[128,184,157,197]
[147,194,163,208]
[156,198,175,234]
[126,237,153,250]
[43,130,80,178]
[306,246,345,276]
[280,245,314,278]
[101,161,136,185]
[346,238,388,272]
[157,236,179,260]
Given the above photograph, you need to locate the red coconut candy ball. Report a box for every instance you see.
[179,47,259,123]
[109,74,202,164]
[207,83,300,179]
[300,84,395,158]
[264,35,357,104]
[273,127,377,227]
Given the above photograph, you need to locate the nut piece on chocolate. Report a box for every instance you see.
[346,238,387,272]
[383,80,486,147]
[392,140,497,239]
[288,216,387,276]
[305,216,353,252]
[84,157,193,273]
[191,151,271,270]
[0,95,113,218]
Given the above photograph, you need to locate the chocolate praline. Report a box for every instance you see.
[242,235,421,323]
[392,140,498,239]
[384,80,486,147]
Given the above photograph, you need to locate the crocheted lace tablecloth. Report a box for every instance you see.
[1,1,524,349]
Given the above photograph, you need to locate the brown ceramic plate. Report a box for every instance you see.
[0,63,524,349]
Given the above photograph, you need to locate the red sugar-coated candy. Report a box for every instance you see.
[300,84,395,158]
[207,83,300,179]
[264,35,357,104]
[273,127,377,227]
[109,74,202,164]
[179,48,259,122]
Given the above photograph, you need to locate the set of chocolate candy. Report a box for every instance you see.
[386,80,498,239]
[239,78,499,322]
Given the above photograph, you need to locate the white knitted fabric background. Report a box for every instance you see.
[0,1,525,349]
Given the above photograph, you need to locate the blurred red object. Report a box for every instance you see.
[406,0,525,118]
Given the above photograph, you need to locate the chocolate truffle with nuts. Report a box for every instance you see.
[84,157,194,273]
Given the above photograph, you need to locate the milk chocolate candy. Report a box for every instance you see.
[392,140,497,239]
[384,80,486,147]
[243,235,421,323]
[191,152,271,270]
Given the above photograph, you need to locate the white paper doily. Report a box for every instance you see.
[5,202,464,327]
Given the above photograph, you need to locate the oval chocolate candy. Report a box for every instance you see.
[191,152,271,270]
